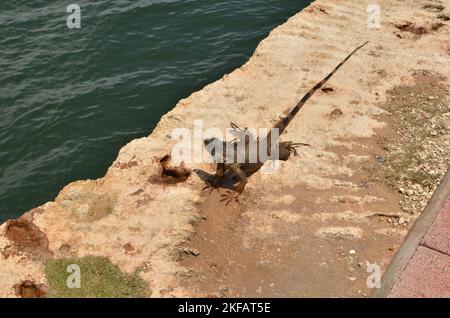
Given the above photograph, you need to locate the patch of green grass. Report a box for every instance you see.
[384,146,417,182]
[387,150,415,176]
[384,146,438,186]
[408,169,439,187]
[45,256,151,298]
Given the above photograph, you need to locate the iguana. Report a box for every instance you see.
[203,41,369,204]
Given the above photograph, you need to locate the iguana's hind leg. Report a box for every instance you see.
[278,141,310,160]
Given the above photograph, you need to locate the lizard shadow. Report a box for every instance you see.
[193,169,237,191]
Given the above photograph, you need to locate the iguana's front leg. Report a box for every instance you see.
[202,163,225,194]
[230,122,256,144]
[220,164,247,205]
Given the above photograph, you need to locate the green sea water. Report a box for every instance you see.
[0,0,312,222]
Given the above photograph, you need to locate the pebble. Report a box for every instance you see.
[218,286,229,297]
[368,80,450,218]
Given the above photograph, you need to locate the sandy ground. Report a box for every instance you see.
[0,0,449,297]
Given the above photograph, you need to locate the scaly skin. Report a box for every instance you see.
[203,41,369,204]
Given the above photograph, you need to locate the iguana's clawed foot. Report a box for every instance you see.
[230,122,239,129]
[219,190,242,206]
[284,141,310,156]
[230,122,255,143]
[202,185,217,195]
[230,122,245,133]
[202,177,222,195]
[202,183,220,195]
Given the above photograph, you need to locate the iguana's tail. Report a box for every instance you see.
[274,41,369,134]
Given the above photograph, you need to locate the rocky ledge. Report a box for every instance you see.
[1,0,449,297]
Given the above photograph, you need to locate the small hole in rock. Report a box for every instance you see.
[321,87,334,93]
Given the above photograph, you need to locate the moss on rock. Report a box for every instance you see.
[45,256,151,298]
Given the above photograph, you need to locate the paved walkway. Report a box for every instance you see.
[372,168,450,298]
[388,195,450,297]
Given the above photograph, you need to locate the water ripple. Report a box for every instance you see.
[0,0,311,221]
